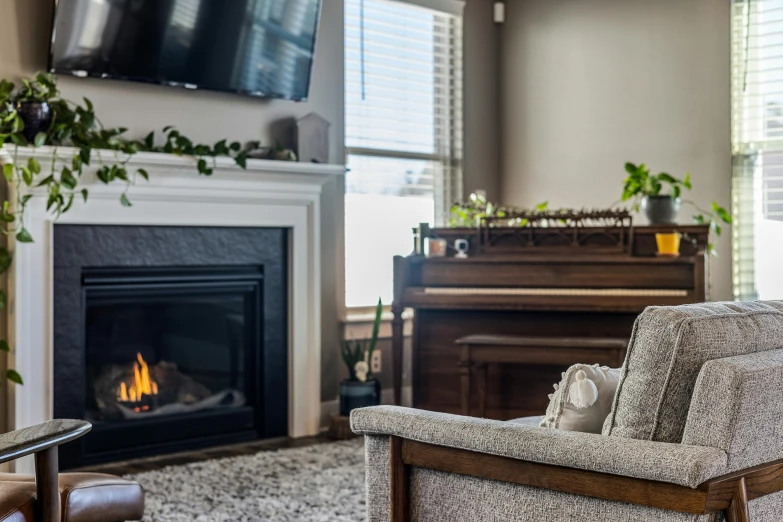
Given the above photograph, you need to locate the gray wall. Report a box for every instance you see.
[0,0,345,408]
[499,0,732,300]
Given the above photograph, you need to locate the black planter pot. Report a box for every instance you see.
[339,378,381,416]
[641,195,681,225]
[16,101,52,143]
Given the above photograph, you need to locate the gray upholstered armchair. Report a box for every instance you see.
[351,301,783,522]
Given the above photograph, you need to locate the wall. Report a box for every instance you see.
[500,0,732,300]
[463,0,501,199]
[0,0,345,416]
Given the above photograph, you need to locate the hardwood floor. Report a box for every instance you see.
[72,434,334,476]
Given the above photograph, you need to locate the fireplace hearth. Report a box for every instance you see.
[53,226,288,468]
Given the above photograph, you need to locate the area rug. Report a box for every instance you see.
[126,439,366,521]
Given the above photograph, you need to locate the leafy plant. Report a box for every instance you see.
[621,162,732,254]
[449,192,548,228]
[0,73,257,385]
[340,298,383,381]
[621,162,692,207]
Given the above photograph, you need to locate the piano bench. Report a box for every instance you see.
[455,335,628,418]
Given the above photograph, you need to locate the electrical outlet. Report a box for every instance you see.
[371,349,382,373]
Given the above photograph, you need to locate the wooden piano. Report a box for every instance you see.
[391,220,709,420]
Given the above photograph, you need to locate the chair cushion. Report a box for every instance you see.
[0,472,144,522]
[540,364,621,433]
[603,300,783,442]
[0,482,35,522]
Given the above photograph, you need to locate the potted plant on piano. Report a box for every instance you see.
[621,162,731,254]
[339,298,383,416]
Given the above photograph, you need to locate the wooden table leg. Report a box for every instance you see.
[477,363,488,418]
[459,345,471,416]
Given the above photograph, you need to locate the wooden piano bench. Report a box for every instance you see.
[455,335,628,418]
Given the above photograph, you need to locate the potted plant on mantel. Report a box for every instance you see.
[339,298,383,416]
[621,162,732,254]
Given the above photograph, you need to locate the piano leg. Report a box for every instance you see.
[459,345,471,416]
[392,308,404,406]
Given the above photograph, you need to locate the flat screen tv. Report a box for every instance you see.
[49,0,323,101]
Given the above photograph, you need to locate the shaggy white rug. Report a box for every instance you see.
[126,439,366,521]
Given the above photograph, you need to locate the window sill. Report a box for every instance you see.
[343,307,413,341]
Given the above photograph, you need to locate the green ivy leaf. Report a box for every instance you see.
[15,228,33,243]
[230,141,242,152]
[0,340,9,352]
[535,201,548,211]
[28,157,40,174]
[20,166,32,186]
[83,97,94,112]
[61,167,77,190]
[79,147,91,165]
[81,189,89,203]
[0,247,12,274]
[3,164,13,181]
[120,193,132,207]
[137,168,149,181]
[33,132,46,147]
[683,173,692,190]
[197,158,209,174]
[235,152,248,169]
[6,370,23,385]
[144,131,155,149]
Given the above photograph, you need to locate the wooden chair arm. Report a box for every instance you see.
[0,420,91,465]
[0,420,92,522]
[389,436,771,522]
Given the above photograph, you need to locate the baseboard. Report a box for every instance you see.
[320,386,412,430]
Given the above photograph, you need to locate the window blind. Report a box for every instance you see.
[732,0,783,300]
[344,0,464,307]
[344,0,464,220]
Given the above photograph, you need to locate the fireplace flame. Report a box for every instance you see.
[117,353,159,410]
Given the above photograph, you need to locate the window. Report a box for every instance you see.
[344,0,464,308]
[732,0,783,300]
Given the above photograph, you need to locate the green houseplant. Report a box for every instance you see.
[0,73,257,386]
[621,162,731,254]
[339,298,383,416]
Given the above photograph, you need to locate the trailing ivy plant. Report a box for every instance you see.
[0,73,254,384]
[448,192,549,228]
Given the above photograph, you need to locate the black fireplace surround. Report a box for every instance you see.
[53,225,288,468]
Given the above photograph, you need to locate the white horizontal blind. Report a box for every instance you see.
[344,0,463,216]
[344,0,463,307]
[732,0,783,300]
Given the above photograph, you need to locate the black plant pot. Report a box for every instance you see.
[16,101,52,143]
[339,378,381,416]
[641,195,681,225]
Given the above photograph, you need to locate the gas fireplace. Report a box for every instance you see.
[53,225,289,468]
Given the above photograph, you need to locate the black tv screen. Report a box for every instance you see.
[49,0,322,101]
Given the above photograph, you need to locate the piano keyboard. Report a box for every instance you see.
[422,287,688,297]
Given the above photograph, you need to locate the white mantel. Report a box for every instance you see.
[0,146,344,471]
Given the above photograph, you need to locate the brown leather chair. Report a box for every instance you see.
[0,420,144,522]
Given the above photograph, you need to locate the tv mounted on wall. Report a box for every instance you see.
[49,0,323,102]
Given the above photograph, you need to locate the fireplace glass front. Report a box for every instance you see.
[81,266,264,462]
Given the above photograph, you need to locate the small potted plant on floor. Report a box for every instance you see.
[339,298,383,416]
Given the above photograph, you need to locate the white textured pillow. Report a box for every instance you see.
[540,364,622,433]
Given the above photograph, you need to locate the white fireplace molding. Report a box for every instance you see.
[0,146,343,469]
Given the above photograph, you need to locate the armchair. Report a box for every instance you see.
[0,420,144,522]
[352,301,783,521]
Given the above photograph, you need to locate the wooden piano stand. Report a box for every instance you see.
[456,335,628,417]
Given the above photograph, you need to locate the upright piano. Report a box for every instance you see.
[391,223,710,420]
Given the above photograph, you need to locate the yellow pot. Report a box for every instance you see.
[655,233,681,256]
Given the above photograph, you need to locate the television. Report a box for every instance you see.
[49,0,323,101]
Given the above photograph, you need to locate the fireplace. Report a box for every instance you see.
[53,225,289,468]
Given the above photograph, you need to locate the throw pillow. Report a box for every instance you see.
[539,364,622,434]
